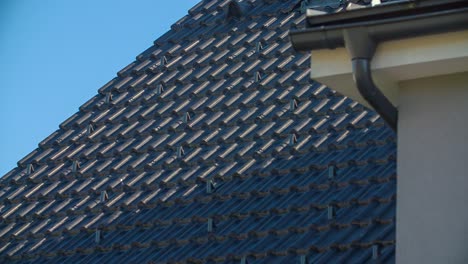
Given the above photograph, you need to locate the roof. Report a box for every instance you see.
[0,0,396,263]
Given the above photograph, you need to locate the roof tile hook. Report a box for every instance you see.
[87,124,95,136]
[327,204,335,220]
[100,191,108,203]
[156,84,164,95]
[256,41,264,52]
[177,146,185,158]
[299,255,307,264]
[328,165,335,180]
[206,179,216,194]
[72,160,80,173]
[289,133,298,146]
[255,71,262,82]
[240,256,248,264]
[207,218,215,232]
[182,112,191,123]
[95,229,103,244]
[27,164,35,175]
[105,93,113,104]
[372,244,380,260]
[160,56,168,66]
[290,99,298,111]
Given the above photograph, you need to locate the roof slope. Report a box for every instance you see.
[0,0,396,263]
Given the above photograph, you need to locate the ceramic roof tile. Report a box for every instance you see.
[0,0,396,263]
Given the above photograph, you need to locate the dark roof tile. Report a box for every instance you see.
[0,0,396,262]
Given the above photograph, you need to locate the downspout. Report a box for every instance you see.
[352,60,397,130]
[342,28,398,131]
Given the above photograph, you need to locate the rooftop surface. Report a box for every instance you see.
[0,0,396,263]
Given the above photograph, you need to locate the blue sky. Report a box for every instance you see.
[0,0,199,176]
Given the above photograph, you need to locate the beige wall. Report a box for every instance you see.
[310,31,468,110]
[397,72,468,263]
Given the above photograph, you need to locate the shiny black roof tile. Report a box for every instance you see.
[1,0,396,263]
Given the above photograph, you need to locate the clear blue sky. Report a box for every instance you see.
[0,0,200,176]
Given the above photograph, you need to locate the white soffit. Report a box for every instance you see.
[310,30,468,108]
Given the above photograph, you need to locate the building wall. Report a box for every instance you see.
[397,72,468,263]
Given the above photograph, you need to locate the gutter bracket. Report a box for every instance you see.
[343,28,398,131]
